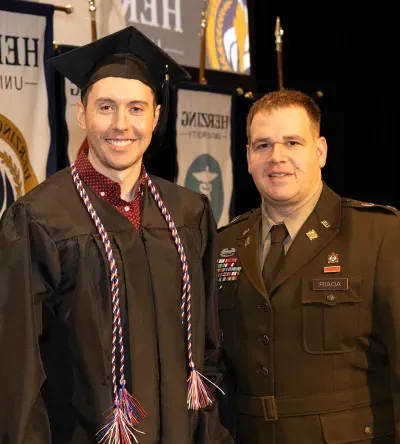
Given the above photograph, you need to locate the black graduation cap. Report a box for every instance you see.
[50,26,191,155]
[49,25,191,100]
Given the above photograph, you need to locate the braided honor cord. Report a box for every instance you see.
[71,165,221,443]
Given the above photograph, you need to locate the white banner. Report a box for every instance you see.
[0,9,50,216]
[176,88,233,227]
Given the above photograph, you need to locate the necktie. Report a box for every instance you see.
[262,223,288,291]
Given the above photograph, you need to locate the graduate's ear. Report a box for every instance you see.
[76,101,87,130]
[153,104,161,131]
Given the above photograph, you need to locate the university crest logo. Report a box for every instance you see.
[0,114,37,216]
[206,0,250,74]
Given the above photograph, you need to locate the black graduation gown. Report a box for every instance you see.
[0,167,232,444]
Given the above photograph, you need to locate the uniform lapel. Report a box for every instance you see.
[270,184,342,292]
[234,209,269,302]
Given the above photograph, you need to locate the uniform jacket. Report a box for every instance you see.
[217,183,400,443]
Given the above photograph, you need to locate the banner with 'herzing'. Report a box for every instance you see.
[176,87,233,227]
[0,2,56,217]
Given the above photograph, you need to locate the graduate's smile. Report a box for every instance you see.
[105,138,136,150]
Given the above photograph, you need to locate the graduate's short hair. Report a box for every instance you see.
[246,89,321,142]
[81,82,157,109]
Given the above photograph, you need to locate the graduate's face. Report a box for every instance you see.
[76,77,160,172]
[247,106,327,210]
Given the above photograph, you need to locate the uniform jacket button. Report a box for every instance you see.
[258,334,270,345]
[326,293,335,302]
[364,426,373,436]
[256,366,269,376]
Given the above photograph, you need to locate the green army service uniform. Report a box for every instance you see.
[217,183,400,443]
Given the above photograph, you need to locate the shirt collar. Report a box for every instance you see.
[74,149,146,203]
[261,181,323,243]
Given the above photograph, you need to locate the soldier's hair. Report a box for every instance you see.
[246,89,321,143]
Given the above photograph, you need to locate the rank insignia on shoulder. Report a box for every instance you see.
[343,198,399,215]
[230,214,242,224]
[217,210,255,233]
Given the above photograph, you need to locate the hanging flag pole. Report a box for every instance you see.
[88,0,98,42]
[54,4,73,13]
[76,1,98,160]
[275,16,284,90]
[199,0,208,84]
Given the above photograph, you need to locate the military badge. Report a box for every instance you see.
[324,252,341,273]
[306,229,318,241]
[217,251,241,282]
[220,247,236,258]
[327,252,339,264]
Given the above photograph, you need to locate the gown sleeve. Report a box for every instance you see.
[0,203,60,444]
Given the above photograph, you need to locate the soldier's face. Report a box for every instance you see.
[76,77,160,174]
[247,106,327,210]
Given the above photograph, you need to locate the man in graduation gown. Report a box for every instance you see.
[217,89,400,443]
[0,26,232,444]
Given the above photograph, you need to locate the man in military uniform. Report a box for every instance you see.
[217,89,400,443]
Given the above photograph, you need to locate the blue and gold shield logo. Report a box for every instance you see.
[206,0,250,74]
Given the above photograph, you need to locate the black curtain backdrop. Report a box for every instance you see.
[246,0,399,211]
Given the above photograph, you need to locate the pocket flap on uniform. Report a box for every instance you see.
[320,404,394,443]
[301,277,361,306]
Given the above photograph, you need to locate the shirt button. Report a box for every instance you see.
[364,426,372,436]
[326,293,335,302]
[100,191,105,197]
[124,206,130,212]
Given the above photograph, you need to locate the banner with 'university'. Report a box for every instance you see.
[0,2,55,217]
[176,87,234,227]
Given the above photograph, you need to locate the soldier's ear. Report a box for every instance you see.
[316,137,328,168]
[246,144,252,174]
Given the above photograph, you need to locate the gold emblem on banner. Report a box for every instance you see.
[206,0,249,73]
[0,114,38,209]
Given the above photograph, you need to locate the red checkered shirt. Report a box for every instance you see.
[74,151,146,233]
